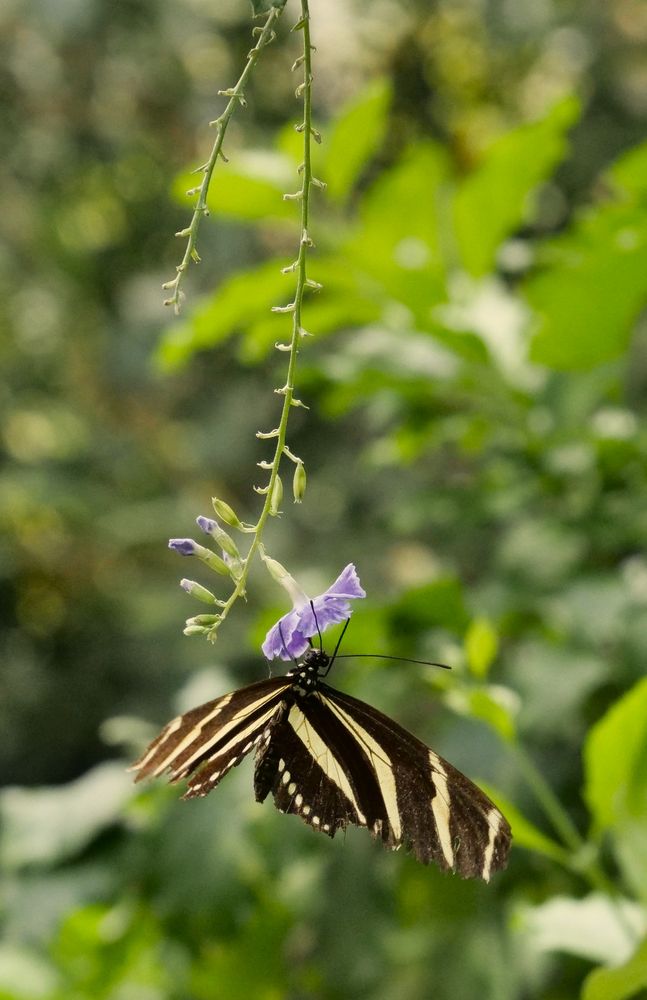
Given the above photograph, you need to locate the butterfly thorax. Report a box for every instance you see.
[286,648,330,696]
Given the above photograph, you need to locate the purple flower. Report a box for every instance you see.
[262,563,366,661]
[169,538,199,556]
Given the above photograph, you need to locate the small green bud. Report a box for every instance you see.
[186,614,220,626]
[212,498,242,529]
[180,579,218,604]
[194,544,229,576]
[260,549,290,584]
[269,475,283,515]
[183,625,208,637]
[292,461,306,503]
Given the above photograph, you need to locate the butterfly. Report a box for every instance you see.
[131,642,511,880]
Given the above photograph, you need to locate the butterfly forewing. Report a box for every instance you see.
[130,677,290,796]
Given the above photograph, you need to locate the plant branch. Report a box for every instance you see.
[162,6,284,313]
[206,0,316,640]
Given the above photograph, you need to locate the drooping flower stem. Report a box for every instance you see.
[163,6,284,314]
[205,0,317,641]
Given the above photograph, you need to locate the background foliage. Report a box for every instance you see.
[2,0,647,998]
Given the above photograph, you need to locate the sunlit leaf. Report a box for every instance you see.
[325,79,392,202]
[518,894,646,965]
[465,617,499,678]
[345,142,451,320]
[173,152,296,223]
[0,763,135,870]
[453,96,580,276]
[156,258,288,370]
[584,675,647,832]
[528,141,647,370]
[444,684,518,742]
[583,936,647,1000]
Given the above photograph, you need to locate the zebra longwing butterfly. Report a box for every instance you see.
[131,646,511,880]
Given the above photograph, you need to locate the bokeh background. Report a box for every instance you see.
[2,0,647,997]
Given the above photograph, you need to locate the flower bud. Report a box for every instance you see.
[196,515,240,559]
[185,614,220,626]
[180,579,218,605]
[292,461,306,503]
[259,548,308,607]
[269,475,283,516]
[212,498,242,529]
[183,625,209,637]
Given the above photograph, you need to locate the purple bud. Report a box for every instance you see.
[196,516,217,535]
[169,538,198,556]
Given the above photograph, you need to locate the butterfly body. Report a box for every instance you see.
[132,649,511,880]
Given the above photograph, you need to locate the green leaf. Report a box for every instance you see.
[584,675,647,832]
[518,894,646,966]
[453,96,580,276]
[173,152,296,223]
[528,140,647,370]
[583,936,647,1000]
[390,577,470,633]
[155,258,288,370]
[0,763,134,870]
[465,616,499,677]
[345,142,452,322]
[445,684,519,743]
[325,79,392,202]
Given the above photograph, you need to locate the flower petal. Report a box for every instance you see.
[324,563,366,600]
[297,596,351,635]
[262,609,310,661]
[169,538,198,556]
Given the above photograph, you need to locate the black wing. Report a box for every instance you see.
[130,677,291,799]
[254,683,511,880]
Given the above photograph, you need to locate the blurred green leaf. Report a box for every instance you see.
[0,944,59,1000]
[583,936,647,1000]
[528,141,647,370]
[453,96,580,276]
[584,676,647,833]
[325,79,391,202]
[173,152,296,223]
[156,258,287,369]
[390,577,470,634]
[518,894,646,965]
[0,763,134,870]
[464,617,499,678]
[445,684,518,742]
[345,142,451,319]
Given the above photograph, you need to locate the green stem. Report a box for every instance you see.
[207,0,315,640]
[511,743,625,900]
[163,7,283,313]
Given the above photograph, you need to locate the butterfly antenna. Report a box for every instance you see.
[321,618,350,677]
[334,653,451,670]
[278,621,299,667]
[310,599,323,653]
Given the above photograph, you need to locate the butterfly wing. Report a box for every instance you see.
[253,696,382,838]
[319,684,512,880]
[130,676,291,799]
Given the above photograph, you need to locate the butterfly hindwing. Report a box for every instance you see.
[319,685,511,880]
[254,702,366,837]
